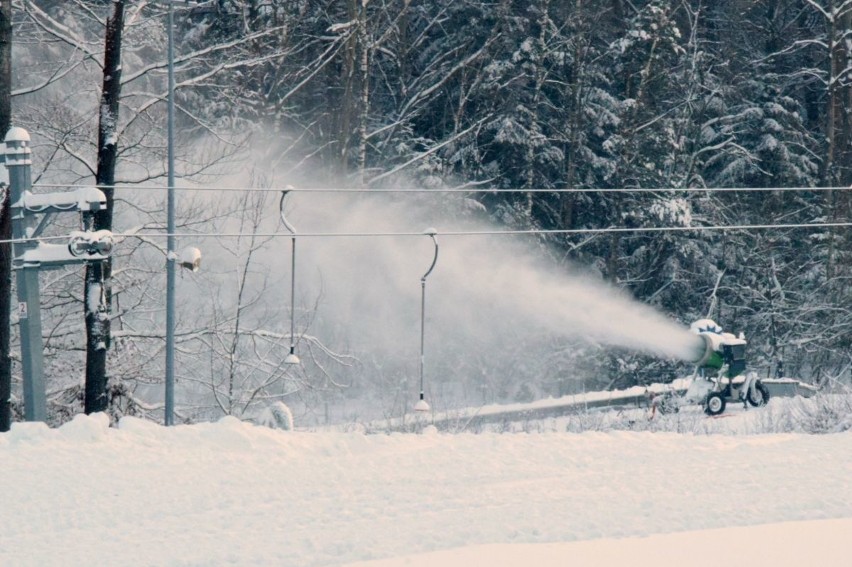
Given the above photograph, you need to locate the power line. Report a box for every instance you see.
[4,220,851,245]
[30,183,852,195]
[115,221,852,238]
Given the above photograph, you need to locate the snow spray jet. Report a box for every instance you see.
[276,191,703,363]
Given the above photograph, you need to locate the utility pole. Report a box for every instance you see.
[4,127,113,423]
[6,128,44,421]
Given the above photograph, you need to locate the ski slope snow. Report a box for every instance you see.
[1,411,850,566]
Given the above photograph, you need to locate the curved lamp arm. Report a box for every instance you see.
[279,187,297,235]
[421,228,439,283]
[279,188,300,364]
[416,228,439,412]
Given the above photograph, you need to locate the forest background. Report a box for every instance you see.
[1,0,852,428]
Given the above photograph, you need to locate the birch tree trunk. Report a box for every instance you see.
[356,3,370,187]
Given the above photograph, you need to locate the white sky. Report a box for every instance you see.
[1,407,850,567]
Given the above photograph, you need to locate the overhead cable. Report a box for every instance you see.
[3,220,851,246]
[29,183,852,195]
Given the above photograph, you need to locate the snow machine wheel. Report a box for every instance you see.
[704,392,726,416]
[747,382,770,407]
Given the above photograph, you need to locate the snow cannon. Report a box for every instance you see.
[687,319,747,378]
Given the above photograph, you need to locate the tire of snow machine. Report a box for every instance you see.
[704,392,726,416]
[747,382,770,407]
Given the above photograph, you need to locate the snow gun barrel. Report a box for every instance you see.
[688,333,719,366]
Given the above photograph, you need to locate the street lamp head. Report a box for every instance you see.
[179,246,202,272]
[414,398,431,412]
[284,346,300,365]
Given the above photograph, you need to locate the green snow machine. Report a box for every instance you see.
[685,319,770,416]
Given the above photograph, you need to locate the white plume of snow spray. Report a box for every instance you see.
[280,191,701,363]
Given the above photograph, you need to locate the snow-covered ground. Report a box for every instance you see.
[2,403,851,567]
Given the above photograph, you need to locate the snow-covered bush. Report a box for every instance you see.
[257,402,294,431]
[790,393,852,434]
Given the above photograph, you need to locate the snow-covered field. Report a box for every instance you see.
[2,402,851,567]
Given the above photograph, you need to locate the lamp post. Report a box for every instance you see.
[279,189,300,365]
[150,1,208,425]
[415,228,439,412]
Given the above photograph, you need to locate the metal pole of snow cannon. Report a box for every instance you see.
[5,128,46,422]
[279,189,299,365]
[415,229,439,413]
[164,0,177,426]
